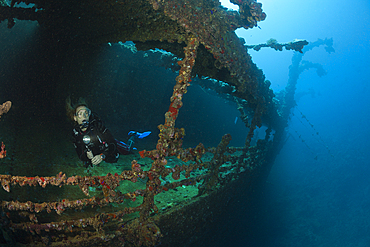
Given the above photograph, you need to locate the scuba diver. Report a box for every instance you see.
[66,98,150,168]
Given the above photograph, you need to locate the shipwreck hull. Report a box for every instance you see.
[2,144,274,247]
[0,131,277,246]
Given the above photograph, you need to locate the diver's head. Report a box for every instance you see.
[74,106,91,128]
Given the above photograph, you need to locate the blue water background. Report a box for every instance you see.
[221,0,370,246]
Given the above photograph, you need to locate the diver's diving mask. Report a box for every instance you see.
[76,108,91,119]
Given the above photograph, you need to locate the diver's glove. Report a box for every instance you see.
[91,154,103,165]
[87,151,103,165]
[86,151,94,159]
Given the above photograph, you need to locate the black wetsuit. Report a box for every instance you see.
[72,113,119,167]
